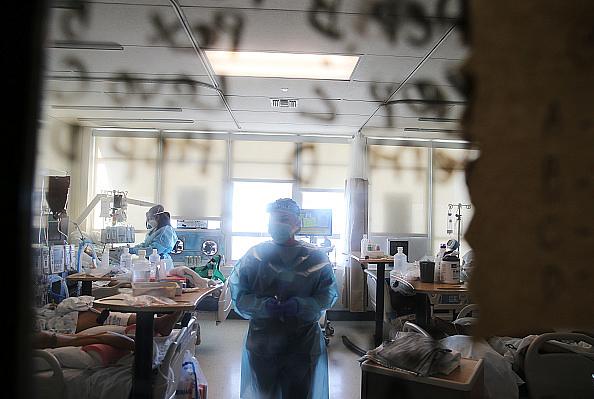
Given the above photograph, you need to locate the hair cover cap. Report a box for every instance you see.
[266,198,301,216]
[146,204,166,218]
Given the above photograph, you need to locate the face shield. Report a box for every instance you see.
[146,205,166,230]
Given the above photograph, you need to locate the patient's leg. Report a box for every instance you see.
[126,311,182,336]
[75,309,181,336]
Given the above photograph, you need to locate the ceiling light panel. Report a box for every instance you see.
[205,51,359,80]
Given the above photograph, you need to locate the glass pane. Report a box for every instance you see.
[300,143,350,189]
[301,191,346,262]
[231,236,270,261]
[432,148,479,256]
[231,181,293,233]
[301,191,345,237]
[369,146,428,234]
[161,138,226,217]
[95,136,158,160]
[232,141,295,179]
[92,139,157,232]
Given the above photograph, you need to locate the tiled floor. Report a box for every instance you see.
[195,319,375,399]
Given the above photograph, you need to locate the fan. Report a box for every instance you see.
[201,240,218,256]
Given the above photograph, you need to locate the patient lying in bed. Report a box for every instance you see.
[421,318,593,399]
[33,295,187,398]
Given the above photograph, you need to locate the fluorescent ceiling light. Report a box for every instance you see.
[49,40,124,50]
[163,130,228,135]
[299,134,353,139]
[94,128,159,132]
[236,131,296,137]
[53,105,182,112]
[432,139,470,144]
[205,51,359,80]
[366,136,431,142]
[404,127,462,133]
[418,117,459,122]
[78,118,193,123]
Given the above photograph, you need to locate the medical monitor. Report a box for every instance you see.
[297,209,332,237]
[387,236,429,262]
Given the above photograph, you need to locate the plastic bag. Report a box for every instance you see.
[393,261,419,281]
[360,333,461,377]
[176,350,208,399]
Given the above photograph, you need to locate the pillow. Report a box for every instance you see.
[81,344,130,366]
[33,347,99,372]
[77,325,128,336]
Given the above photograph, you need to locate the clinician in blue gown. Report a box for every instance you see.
[230,198,338,399]
[130,204,177,264]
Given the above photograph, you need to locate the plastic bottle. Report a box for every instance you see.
[119,247,132,270]
[394,247,407,274]
[100,248,110,271]
[161,258,172,276]
[435,244,446,282]
[361,234,369,257]
[154,259,162,281]
[132,249,150,282]
[149,249,160,280]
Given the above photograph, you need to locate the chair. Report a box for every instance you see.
[402,321,431,337]
[195,278,232,325]
[524,332,594,399]
[319,310,334,345]
[452,304,479,328]
[366,270,417,340]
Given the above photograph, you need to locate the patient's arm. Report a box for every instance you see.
[34,331,135,351]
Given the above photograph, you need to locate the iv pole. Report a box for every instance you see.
[447,203,471,255]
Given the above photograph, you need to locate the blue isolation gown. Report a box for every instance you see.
[229,240,338,399]
[130,225,178,262]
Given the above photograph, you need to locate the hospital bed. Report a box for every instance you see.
[401,316,594,399]
[32,315,201,399]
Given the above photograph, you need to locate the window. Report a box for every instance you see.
[231,181,293,260]
[161,137,226,218]
[92,136,158,236]
[368,145,429,235]
[232,141,294,180]
[300,142,350,189]
[432,148,479,255]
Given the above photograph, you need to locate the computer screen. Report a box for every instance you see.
[297,209,332,236]
[387,236,429,262]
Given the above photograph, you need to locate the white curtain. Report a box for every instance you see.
[343,133,369,311]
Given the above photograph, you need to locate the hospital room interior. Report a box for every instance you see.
[13,1,593,398]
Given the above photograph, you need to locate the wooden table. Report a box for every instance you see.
[66,272,116,296]
[361,357,484,399]
[390,275,469,327]
[345,252,395,353]
[94,287,218,399]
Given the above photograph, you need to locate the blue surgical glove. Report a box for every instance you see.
[264,297,283,318]
[279,297,300,318]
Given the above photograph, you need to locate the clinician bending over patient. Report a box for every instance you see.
[230,198,338,399]
[129,204,178,266]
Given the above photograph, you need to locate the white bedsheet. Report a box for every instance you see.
[440,335,523,399]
